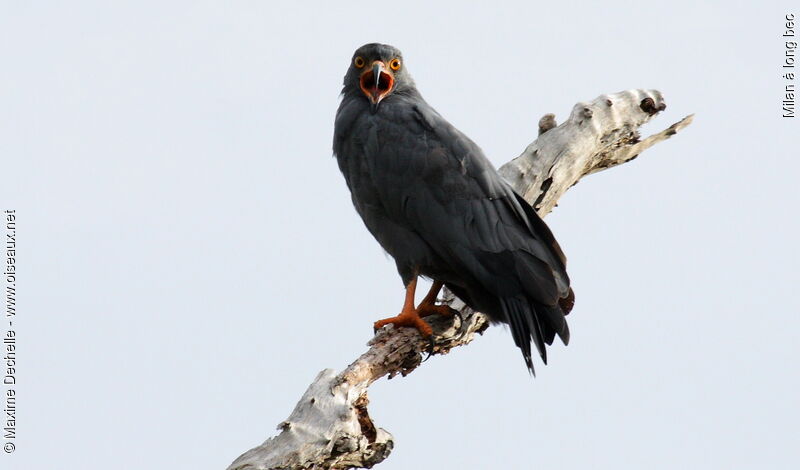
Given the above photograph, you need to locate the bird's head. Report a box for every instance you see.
[342,43,414,111]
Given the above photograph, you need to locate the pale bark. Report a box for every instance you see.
[227,89,693,470]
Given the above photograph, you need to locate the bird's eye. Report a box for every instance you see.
[354,56,365,68]
[389,58,401,71]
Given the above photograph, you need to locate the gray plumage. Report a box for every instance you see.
[333,43,574,373]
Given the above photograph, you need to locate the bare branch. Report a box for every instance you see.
[227,89,692,470]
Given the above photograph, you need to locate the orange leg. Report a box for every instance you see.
[373,279,456,337]
[417,281,457,318]
[374,277,432,337]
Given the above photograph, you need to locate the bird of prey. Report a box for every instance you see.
[333,43,574,373]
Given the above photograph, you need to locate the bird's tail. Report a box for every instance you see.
[501,293,572,375]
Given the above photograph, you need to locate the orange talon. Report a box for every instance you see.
[373,310,433,337]
[417,281,456,318]
[373,277,449,338]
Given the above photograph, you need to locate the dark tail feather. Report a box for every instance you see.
[535,301,570,346]
[501,296,548,375]
[501,294,574,374]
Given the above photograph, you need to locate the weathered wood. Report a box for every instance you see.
[500,89,693,216]
[227,89,692,470]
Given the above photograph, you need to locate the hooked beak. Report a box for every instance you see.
[359,61,395,112]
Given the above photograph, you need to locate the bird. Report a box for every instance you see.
[333,43,575,374]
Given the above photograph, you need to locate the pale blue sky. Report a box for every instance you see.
[1,1,798,469]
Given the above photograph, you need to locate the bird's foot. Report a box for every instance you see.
[373,309,433,338]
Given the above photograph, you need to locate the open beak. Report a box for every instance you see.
[359,61,394,112]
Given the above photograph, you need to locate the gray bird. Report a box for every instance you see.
[333,43,574,373]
